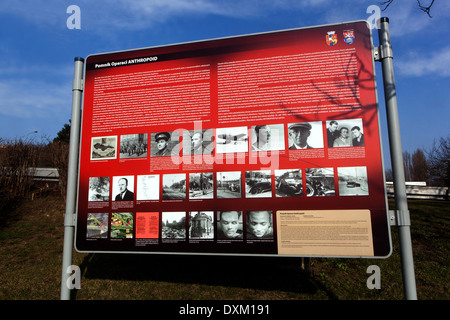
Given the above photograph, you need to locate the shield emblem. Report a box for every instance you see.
[343,30,355,44]
[326,31,338,46]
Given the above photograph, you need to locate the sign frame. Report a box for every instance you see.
[73,20,393,259]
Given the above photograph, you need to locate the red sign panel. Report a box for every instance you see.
[75,21,391,257]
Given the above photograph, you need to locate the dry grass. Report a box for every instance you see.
[0,193,448,301]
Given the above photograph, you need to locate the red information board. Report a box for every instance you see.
[75,21,392,258]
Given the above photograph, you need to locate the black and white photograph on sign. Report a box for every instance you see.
[151,131,180,157]
[162,174,186,200]
[182,129,214,155]
[246,211,274,240]
[287,121,323,149]
[88,177,110,201]
[245,170,272,198]
[327,119,364,147]
[86,213,108,239]
[189,211,214,239]
[136,174,160,201]
[112,176,135,201]
[111,212,133,239]
[162,212,186,239]
[90,136,117,160]
[337,166,369,196]
[216,127,248,153]
[275,169,302,197]
[350,124,365,147]
[119,133,148,159]
[217,211,243,240]
[216,171,242,198]
[250,124,285,151]
[326,120,339,147]
[189,172,214,199]
[305,168,335,197]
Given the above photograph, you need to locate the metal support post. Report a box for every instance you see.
[377,17,417,300]
[60,57,84,300]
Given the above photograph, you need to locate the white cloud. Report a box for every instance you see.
[0,0,337,32]
[1,0,448,36]
[396,46,450,77]
[82,0,319,31]
[0,78,71,119]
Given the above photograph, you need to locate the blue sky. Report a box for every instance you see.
[0,0,449,168]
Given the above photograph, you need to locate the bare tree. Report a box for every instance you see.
[380,0,436,17]
[426,135,450,187]
[403,150,413,181]
[385,168,394,181]
[47,141,69,201]
[411,149,428,182]
[0,138,40,216]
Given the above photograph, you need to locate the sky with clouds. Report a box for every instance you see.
[0,0,449,167]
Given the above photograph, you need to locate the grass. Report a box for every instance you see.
[0,192,448,300]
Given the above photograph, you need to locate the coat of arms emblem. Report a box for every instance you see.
[326,31,338,46]
[343,30,355,44]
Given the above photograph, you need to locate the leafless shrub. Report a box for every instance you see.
[46,141,69,201]
[0,138,40,214]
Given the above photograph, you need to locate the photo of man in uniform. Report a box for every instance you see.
[153,132,171,157]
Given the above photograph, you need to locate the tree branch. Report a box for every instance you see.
[380,0,395,11]
[417,0,435,18]
[380,0,435,17]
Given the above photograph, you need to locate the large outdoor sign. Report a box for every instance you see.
[75,21,392,258]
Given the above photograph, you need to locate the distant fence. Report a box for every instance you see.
[33,167,60,182]
[386,182,449,200]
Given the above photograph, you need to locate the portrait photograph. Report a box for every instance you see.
[217,211,243,240]
[112,175,135,201]
[245,211,274,240]
[150,130,180,157]
[182,129,214,155]
[250,124,285,151]
[327,119,364,148]
[287,121,323,149]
